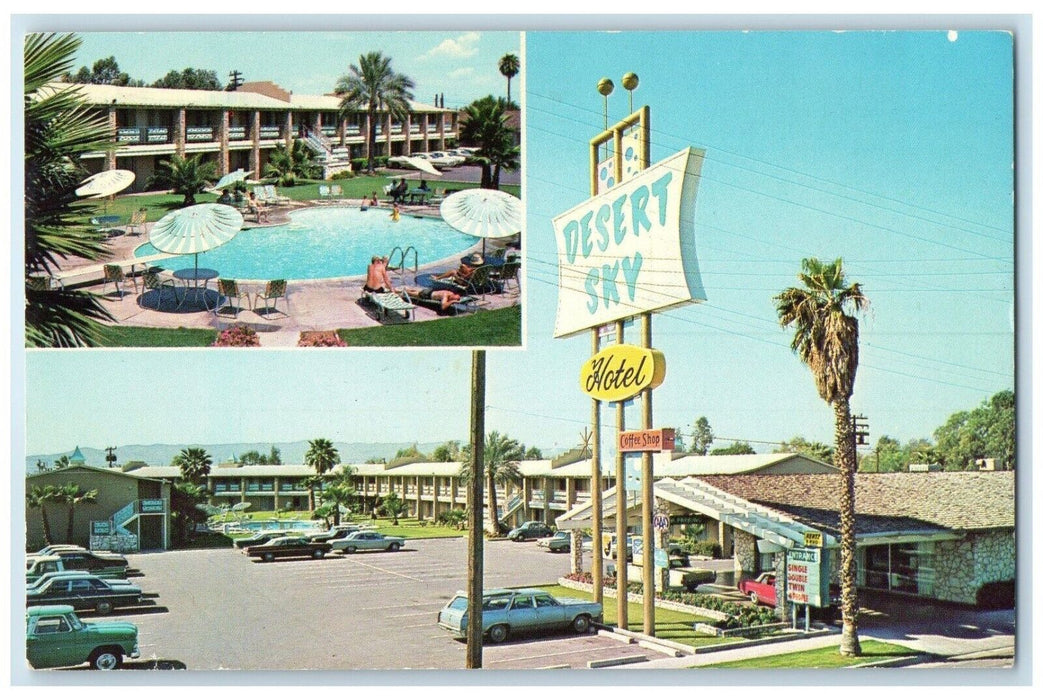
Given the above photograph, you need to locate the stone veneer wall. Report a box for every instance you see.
[932,529,1014,604]
[733,530,757,577]
[773,551,789,621]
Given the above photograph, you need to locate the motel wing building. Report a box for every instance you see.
[66,81,458,186]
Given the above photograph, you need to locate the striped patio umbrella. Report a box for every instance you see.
[148,203,244,275]
[439,188,521,255]
[75,169,136,199]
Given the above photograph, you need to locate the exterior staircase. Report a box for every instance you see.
[303,130,353,179]
[89,499,165,552]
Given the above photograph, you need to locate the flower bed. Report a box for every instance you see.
[298,330,347,347]
[562,572,777,629]
[213,324,260,347]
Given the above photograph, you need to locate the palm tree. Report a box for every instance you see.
[147,153,217,205]
[55,482,98,544]
[263,140,318,187]
[320,471,356,526]
[54,455,71,470]
[774,257,869,657]
[173,447,213,484]
[334,51,415,174]
[460,431,524,535]
[24,32,116,347]
[305,438,340,511]
[380,491,406,525]
[458,96,519,190]
[498,53,520,105]
[170,481,207,547]
[27,485,59,545]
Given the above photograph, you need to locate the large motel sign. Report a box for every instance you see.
[554,76,707,635]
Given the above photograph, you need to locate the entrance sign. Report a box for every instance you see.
[553,147,707,338]
[619,428,676,452]
[786,547,831,607]
[580,344,666,402]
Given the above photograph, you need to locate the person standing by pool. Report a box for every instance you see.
[390,203,401,222]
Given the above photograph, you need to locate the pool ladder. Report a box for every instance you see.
[386,245,418,286]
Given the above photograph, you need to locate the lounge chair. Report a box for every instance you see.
[264,184,290,205]
[363,291,415,323]
[493,257,522,293]
[245,198,269,223]
[126,208,148,236]
[215,278,249,318]
[140,269,180,310]
[254,279,290,319]
[330,184,343,200]
[402,287,478,316]
[429,264,501,298]
[102,264,134,297]
[318,185,331,202]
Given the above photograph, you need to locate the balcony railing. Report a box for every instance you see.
[228,126,248,140]
[116,126,172,144]
[186,126,215,142]
[259,126,281,139]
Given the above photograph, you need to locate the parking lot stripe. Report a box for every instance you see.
[342,559,424,582]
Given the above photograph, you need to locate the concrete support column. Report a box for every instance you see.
[218,110,230,175]
[522,479,532,520]
[438,113,446,150]
[566,479,576,510]
[416,475,422,518]
[404,114,412,155]
[174,108,186,159]
[239,477,246,505]
[339,116,347,147]
[542,477,551,526]
[106,106,118,170]
[273,477,280,509]
[250,110,261,179]
[733,530,757,579]
[385,113,393,157]
[774,552,790,622]
[284,110,294,150]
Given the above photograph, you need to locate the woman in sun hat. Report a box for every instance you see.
[434,252,483,286]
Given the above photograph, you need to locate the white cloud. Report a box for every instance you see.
[448,67,475,80]
[420,32,481,60]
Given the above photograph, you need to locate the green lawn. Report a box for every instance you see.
[97,325,217,347]
[98,176,519,225]
[338,306,521,346]
[540,585,731,648]
[703,640,918,668]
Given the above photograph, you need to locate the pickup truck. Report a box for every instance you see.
[26,604,139,670]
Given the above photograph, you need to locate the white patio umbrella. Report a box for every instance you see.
[404,156,442,178]
[212,168,249,191]
[439,188,521,256]
[149,203,244,276]
[75,169,136,198]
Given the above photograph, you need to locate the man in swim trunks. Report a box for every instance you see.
[404,287,462,312]
[363,256,394,293]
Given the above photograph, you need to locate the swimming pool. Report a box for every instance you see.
[134,207,476,280]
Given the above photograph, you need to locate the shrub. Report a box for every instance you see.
[331,170,355,180]
[350,158,368,171]
[976,580,1015,609]
[298,331,347,347]
[213,324,260,347]
[689,541,722,558]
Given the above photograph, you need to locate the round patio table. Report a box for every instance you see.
[174,267,219,311]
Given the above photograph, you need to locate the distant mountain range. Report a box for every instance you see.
[26,440,563,473]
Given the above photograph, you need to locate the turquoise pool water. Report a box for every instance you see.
[134,206,475,280]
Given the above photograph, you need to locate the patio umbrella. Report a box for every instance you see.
[75,169,135,212]
[148,203,244,276]
[404,156,442,178]
[75,169,136,198]
[439,188,522,256]
[212,168,249,191]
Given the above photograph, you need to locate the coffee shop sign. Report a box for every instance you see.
[553,147,707,338]
[580,344,665,402]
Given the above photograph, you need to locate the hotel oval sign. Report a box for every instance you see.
[580,344,665,402]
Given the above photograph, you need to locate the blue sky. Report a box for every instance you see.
[71,30,520,109]
[24,30,1016,462]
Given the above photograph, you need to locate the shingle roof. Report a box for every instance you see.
[697,471,1015,534]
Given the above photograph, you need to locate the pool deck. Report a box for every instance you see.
[56,199,521,347]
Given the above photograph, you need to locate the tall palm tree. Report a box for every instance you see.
[774,256,869,657]
[320,470,356,526]
[27,485,59,545]
[498,53,520,105]
[460,431,524,535]
[24,32,116,347]
[334,51,415,174]
[305,438,340,511]
[55,482,98,544]
[173,447,213,484]
[458,96,519,190]
[147,153,217,206]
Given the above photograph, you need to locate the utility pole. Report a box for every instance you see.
[227,70,243,91]
[465,350,485,669]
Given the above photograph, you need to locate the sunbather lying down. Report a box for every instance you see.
[403,287,462,311]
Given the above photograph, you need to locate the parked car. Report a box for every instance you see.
[329,530,405,553]
[508,521,554,542]
[387,154,414,168]
[27,573,143,615]
[26,555,83,583]
[738,572,777,605]
[437,588,603,643]
[537,531,593,553]
[421,151,466,168]
[307,525,361,543]
[233,530,289,550]
[26,605,140,670]
[35,550,129,579]
[246,536,332,562]
[30,544,91,556]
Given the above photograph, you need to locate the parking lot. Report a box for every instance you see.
[111,538,673,671]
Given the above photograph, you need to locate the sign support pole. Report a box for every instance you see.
[614,319,628,628]
[465,350,485,669]
[640,312,655,635]
[590,330,604,607]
